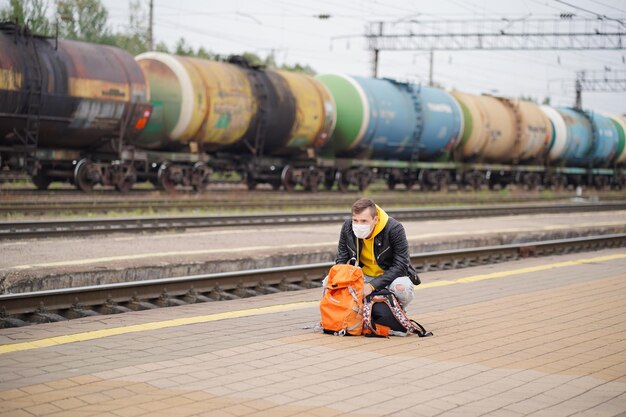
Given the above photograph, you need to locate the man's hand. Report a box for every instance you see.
[364,283,374,296]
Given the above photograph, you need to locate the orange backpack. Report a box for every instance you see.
[319,259,364,336]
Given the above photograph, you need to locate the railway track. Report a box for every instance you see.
[1,233,624,328]
[1,201,626,240]
[2,190,625,217]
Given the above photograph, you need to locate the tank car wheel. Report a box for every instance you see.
[522,173,541,191]
[547,174,565,191]
[323,170,336,190]
[115,181,134,193]
[192,162,211,192]
[246,177,257,190]
[358,177,369,192]
[115,173,136,193]
[593,176,609,190]
[157,163,181,193]
[281,165,296,192]
[435,171,451,192]
[74,159,100,192]
[112,163,136,193]
[32,173,52,190]
[307,177,320,192]
[357,168,372,192]
[465,171,486,191]
[304,170,320,193]
[417,169,428,190]
[336,170,350,193]
[303,166,321,192]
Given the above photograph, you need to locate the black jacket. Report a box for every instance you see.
[335,216,419,290]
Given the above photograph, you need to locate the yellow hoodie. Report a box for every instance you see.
[359,205,388,277]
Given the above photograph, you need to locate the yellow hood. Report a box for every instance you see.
[371,205,389,238]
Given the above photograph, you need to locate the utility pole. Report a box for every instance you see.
[574,70,626,108]
[428,50,433,87]
[575,77,582,109]
[369,21,383,77]
[147,0,154,51]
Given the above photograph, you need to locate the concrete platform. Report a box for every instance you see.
[2,210,626,293]
[0,247,625,417]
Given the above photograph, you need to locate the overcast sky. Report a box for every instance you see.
[9,0,626,114]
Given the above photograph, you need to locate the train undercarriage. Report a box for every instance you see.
[1,146,624,193]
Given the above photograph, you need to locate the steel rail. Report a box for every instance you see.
[1,233,624,326]
[2,191,625,216]
[1,201,626,240]
[2,193,615,216]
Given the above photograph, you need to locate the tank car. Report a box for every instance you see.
[0,22,152,191]
[538,106,622,188]
[316,74,463,191]
[450,92,551,189]
[135,52,335,191]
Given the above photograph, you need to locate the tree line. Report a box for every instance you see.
[0,0,316,75]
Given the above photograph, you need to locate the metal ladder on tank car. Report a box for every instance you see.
[239,65,269,189]
[226,56,269,157]
[385,79,424,189]
[13,24,43,174]
[586,111,600,187]
[497,98,531,188]
[246,70,269,157]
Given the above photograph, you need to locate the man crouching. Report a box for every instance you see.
[327,197,419,307]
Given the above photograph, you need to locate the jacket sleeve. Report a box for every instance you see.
[370,221,410,290]
[335,219,353,265]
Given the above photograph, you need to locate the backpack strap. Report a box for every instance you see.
[333,285,364,336]
[362,294,392,337]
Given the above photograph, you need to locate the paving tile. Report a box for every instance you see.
[483,409,525,417]
[45,411,100,417]
[17,383,55,395]
[0,399,37,413]
[22,403,63,416]
[50,397,89,411]
[75,392,114,405]
[0,410,36,417]
[0,388,29,401]
[72,404,127,414]
[111,405,147,417]
[130,395,180,412]
[289,407,346,417]
[194,411,236,417]
[215,403,256,416]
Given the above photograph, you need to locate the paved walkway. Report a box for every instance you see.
[1,248,625,417]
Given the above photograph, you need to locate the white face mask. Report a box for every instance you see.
[352,222,373,239]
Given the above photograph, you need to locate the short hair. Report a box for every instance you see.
[352,198,377,217]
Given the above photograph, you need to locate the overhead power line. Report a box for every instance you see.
[366,16,626,77]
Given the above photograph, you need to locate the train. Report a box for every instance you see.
[1,22,625,193]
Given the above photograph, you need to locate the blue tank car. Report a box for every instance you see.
[557,107,620,167]
[317,75,463,161]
